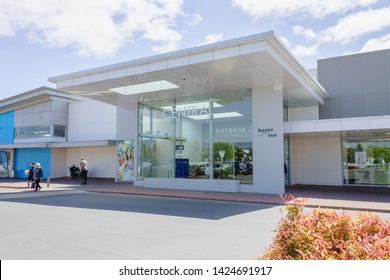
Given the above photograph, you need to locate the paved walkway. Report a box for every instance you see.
[1,177,390,213]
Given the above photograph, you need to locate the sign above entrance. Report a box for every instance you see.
[161,102,243,120]
[162,102,221,120]
[163,105,210,119]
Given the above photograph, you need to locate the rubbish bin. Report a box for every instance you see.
[175,158,189,178]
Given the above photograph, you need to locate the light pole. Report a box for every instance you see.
[218,150,225,179]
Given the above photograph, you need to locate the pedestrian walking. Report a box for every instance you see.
[26,162,35,187]
[33,162,43,191]
[80,157,88,184]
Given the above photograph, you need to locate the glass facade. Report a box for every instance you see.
[138,89,253,184]
[14,125,66,139]
[342,129,390,185]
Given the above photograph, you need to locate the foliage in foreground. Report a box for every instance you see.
[260,194,390,260]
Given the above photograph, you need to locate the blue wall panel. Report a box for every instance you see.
[0,111,15,144]
[14,148,51,179]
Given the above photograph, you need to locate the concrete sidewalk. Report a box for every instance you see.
[1,177,390,213]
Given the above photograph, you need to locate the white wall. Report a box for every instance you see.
[50,148,67,178]
[245,87,284,194]
[68,100,117,142]
[116,106,137,140]
[66,146,116,178]
[51,99,69,125]
[288,106,319,121]
[290,132,343,185]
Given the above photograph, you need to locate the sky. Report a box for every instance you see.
[0,0,389,100]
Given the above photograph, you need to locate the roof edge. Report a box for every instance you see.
[48,31,276,83]
[0,86,87,112]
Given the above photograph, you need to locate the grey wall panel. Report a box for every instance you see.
[318,99,331,119]
[386,51,390,92]
[338,95,363,118]
[328,97,341,118]
[52,100,69,113]
[319,49,390,119]
[362,52,387,95]
[339,55,363,97]
[318,58,340,97]
[363,93,388,116]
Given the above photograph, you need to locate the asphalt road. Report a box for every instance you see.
[0,190,282,260]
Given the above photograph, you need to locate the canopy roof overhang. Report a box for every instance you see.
[49,31,328,109]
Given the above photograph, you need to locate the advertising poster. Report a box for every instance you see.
[355,151,366,167]
[117,140,135,182]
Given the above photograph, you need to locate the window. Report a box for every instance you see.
[53,125,66,137]
[138,89,253,185]
[342,129,390,185]
[14,125,66,139]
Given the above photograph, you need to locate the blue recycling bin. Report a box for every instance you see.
[175,158,189,178]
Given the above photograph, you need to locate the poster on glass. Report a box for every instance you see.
[117,140,135,182]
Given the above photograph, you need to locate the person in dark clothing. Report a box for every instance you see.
[33,162,43,191]
[27,162,35,187]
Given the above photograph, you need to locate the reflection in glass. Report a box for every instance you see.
[342,131,390,185]
[138,89,253,185]
[14,125,66,139]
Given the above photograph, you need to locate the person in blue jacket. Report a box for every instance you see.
[27,161,35,187]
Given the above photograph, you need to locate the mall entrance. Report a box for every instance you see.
[138,89,254,185]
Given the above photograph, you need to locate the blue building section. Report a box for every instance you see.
[14,148,51,179]
[0,111,15,144]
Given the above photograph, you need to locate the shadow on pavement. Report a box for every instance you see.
[287,185,390,203]
[0,191,277,220]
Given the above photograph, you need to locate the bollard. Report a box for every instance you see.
[47,176,50,188]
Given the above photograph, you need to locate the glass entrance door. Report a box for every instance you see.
[139,136,174,179]
[138,89,253,185]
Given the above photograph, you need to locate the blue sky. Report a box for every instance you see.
[0,0,389,99]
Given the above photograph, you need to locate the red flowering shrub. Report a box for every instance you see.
[260,194,390,260]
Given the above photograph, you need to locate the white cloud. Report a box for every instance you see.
[186,13,202,27]
[0,0,189,58]
[280,35,319,58]
[292,44,319,57]
[293,26,317,41]
[320,7,390,44]
[231,0,379,19]
[232,0,389,57]
[202,33,224,44]
[361,34,390,52]
[292,7,390,46]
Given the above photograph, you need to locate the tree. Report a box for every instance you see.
[213,142,233,161]
[366,146,390,164]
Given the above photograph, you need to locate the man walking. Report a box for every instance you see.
[80,157,88,184]
[33,162,43,191]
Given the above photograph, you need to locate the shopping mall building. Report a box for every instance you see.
[1,31,390,194]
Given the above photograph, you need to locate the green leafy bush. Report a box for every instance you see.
[260,194,390,260]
